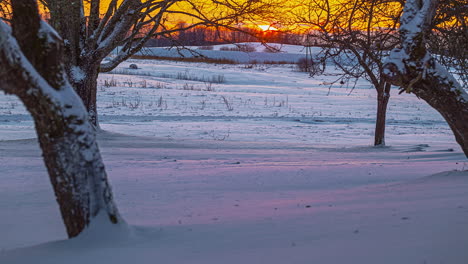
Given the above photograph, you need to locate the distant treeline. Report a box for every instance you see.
[144,24,310,47]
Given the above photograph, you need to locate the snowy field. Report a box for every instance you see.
[1,44,467,263]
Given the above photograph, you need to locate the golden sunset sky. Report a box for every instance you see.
[39,0,402,32]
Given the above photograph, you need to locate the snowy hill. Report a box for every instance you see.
[129,42,318,64]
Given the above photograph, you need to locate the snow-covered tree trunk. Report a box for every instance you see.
[0,0,121,238]
[383,0,468,158]
[374,82,391,146]
[72,64,101,126]
[43,0,142,127]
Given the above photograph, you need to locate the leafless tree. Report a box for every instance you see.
[0,0,121,238]
[0,0,11,21]
[25,0,277,127]
[292,0,402,146]
[428,0,467,87]
[383,0,468,158]
[0,0,281,239]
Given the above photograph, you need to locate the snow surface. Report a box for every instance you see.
[130,42,318,64]
[1,44,467,264]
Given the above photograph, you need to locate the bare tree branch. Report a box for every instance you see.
[383,0,468,157]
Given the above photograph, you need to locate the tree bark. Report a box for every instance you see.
[29,97,120,237]
[43,0,142,127]
[374,82,391,146]
[46,0,84,70]
[411,76,468,157]
[72,64,100,127]
[383,0,468,158]
[45,0,101,126]
[0,0,122,238]
[385,61,468,157]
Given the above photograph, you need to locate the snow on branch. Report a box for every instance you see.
[0,18,121,230]
[0,20,92,129]
[383,0,467,101]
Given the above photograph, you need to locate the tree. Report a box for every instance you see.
[428,0,467,88]
[0,0,121,238]
[291,0,403,146]
[382,0,468,158]
[0,0,11,20]
[31,0,276,127]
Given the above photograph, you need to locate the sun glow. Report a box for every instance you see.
[258,25,278,31]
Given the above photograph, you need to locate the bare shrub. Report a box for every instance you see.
[220,44,256,52]
[157,95,167,109]
[296,58,311,72]
[112,98,127,107]
[204,82,215,92]
[110,69,153,76]
[104,77,118,87]
[296,58,324,75]
[123,80,134,87]
[221,95,234,111]
[110,68,226,84]
[176,71,226,84]
[130,55,237,64]
[263,60,291,65]
[128,97,141,110]
[211,74,225,84]
[155,82,167,89]
[183,83,196,90]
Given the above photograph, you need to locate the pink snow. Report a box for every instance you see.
[0,42,467,263]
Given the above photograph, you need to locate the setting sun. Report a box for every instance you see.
[1,1,467,263]
[258,25,278,31]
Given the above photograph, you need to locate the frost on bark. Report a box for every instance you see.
[0,0,121,238]
[383,0,468,158]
